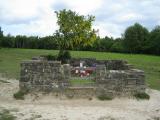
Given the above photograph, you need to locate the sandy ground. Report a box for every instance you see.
[0,76,160,120]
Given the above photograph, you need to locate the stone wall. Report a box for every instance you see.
[96,65,145,97]
[20,60,70,92]
[19,58,146,98]
[65,87,96,98]
[70,58,132,70]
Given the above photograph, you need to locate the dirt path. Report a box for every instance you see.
[0,77,160,120]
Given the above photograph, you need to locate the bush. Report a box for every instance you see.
[0,109,16,120]
[88,97,92,101]
[41,54,57,61]
[13,89,28,100]
[97,95,113,100]
[57,50,71,64]
[1,36,14,48]
[134,92,150,100]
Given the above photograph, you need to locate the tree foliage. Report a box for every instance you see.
[0,27,3,38]
[0,22,159,55]
[1,34,14,48]
[0,27,4,47]
[147,26,160,55]
[55,9,97,50]
[123,23,149,53]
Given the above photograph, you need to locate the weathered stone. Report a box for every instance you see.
[20,60,70,91]
[96,68,146,97]
[19,58,146,98]
[65,87,96,98]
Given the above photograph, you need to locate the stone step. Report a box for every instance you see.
[125,64,134,69]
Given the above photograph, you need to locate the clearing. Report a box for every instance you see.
[0,48,160,90]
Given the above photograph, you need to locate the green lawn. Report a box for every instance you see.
[0,48,160,90]
[70,79,95,85]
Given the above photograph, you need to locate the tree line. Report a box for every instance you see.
[0,23,160,55]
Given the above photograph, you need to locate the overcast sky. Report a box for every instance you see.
[0,0,160,38]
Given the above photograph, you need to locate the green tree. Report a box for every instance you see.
[0,27,3,38]
[55,9,97,61]
[123,23,149,53]
[0,27,4,47]
[1,34,14,48]
[38,36,58,49]
[147,26,160,55]
[27,36,39,49]
[14,35,28,48]
[99,36,114,52]
[110,38,124,52]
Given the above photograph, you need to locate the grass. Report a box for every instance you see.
[0,80,10,83]
[70,79,95,85]
[0,48,160,90]
[13,89,29,100]
[97,95,113,100]
[0,109,16,120]
[134,92,150,100]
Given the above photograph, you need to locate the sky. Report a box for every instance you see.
[0,0,160,38]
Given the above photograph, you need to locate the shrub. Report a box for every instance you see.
[88,97,92,101]
[97,95,113,100]
[134,92,150,100]
[41,54,57,61]
[13,89,29,100]
[57,50,71,64]
[0,109,16,120]
[66,94,74,99]
[0,80,10,83]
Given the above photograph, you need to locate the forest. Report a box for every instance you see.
[0,23,160,55]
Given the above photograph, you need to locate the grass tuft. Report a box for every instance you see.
[41,54,57,61]
[134,92,150,100]
[0,109,16,120]
[13,89,29,100]
[97,95,113,100]
[0,80,10,83]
